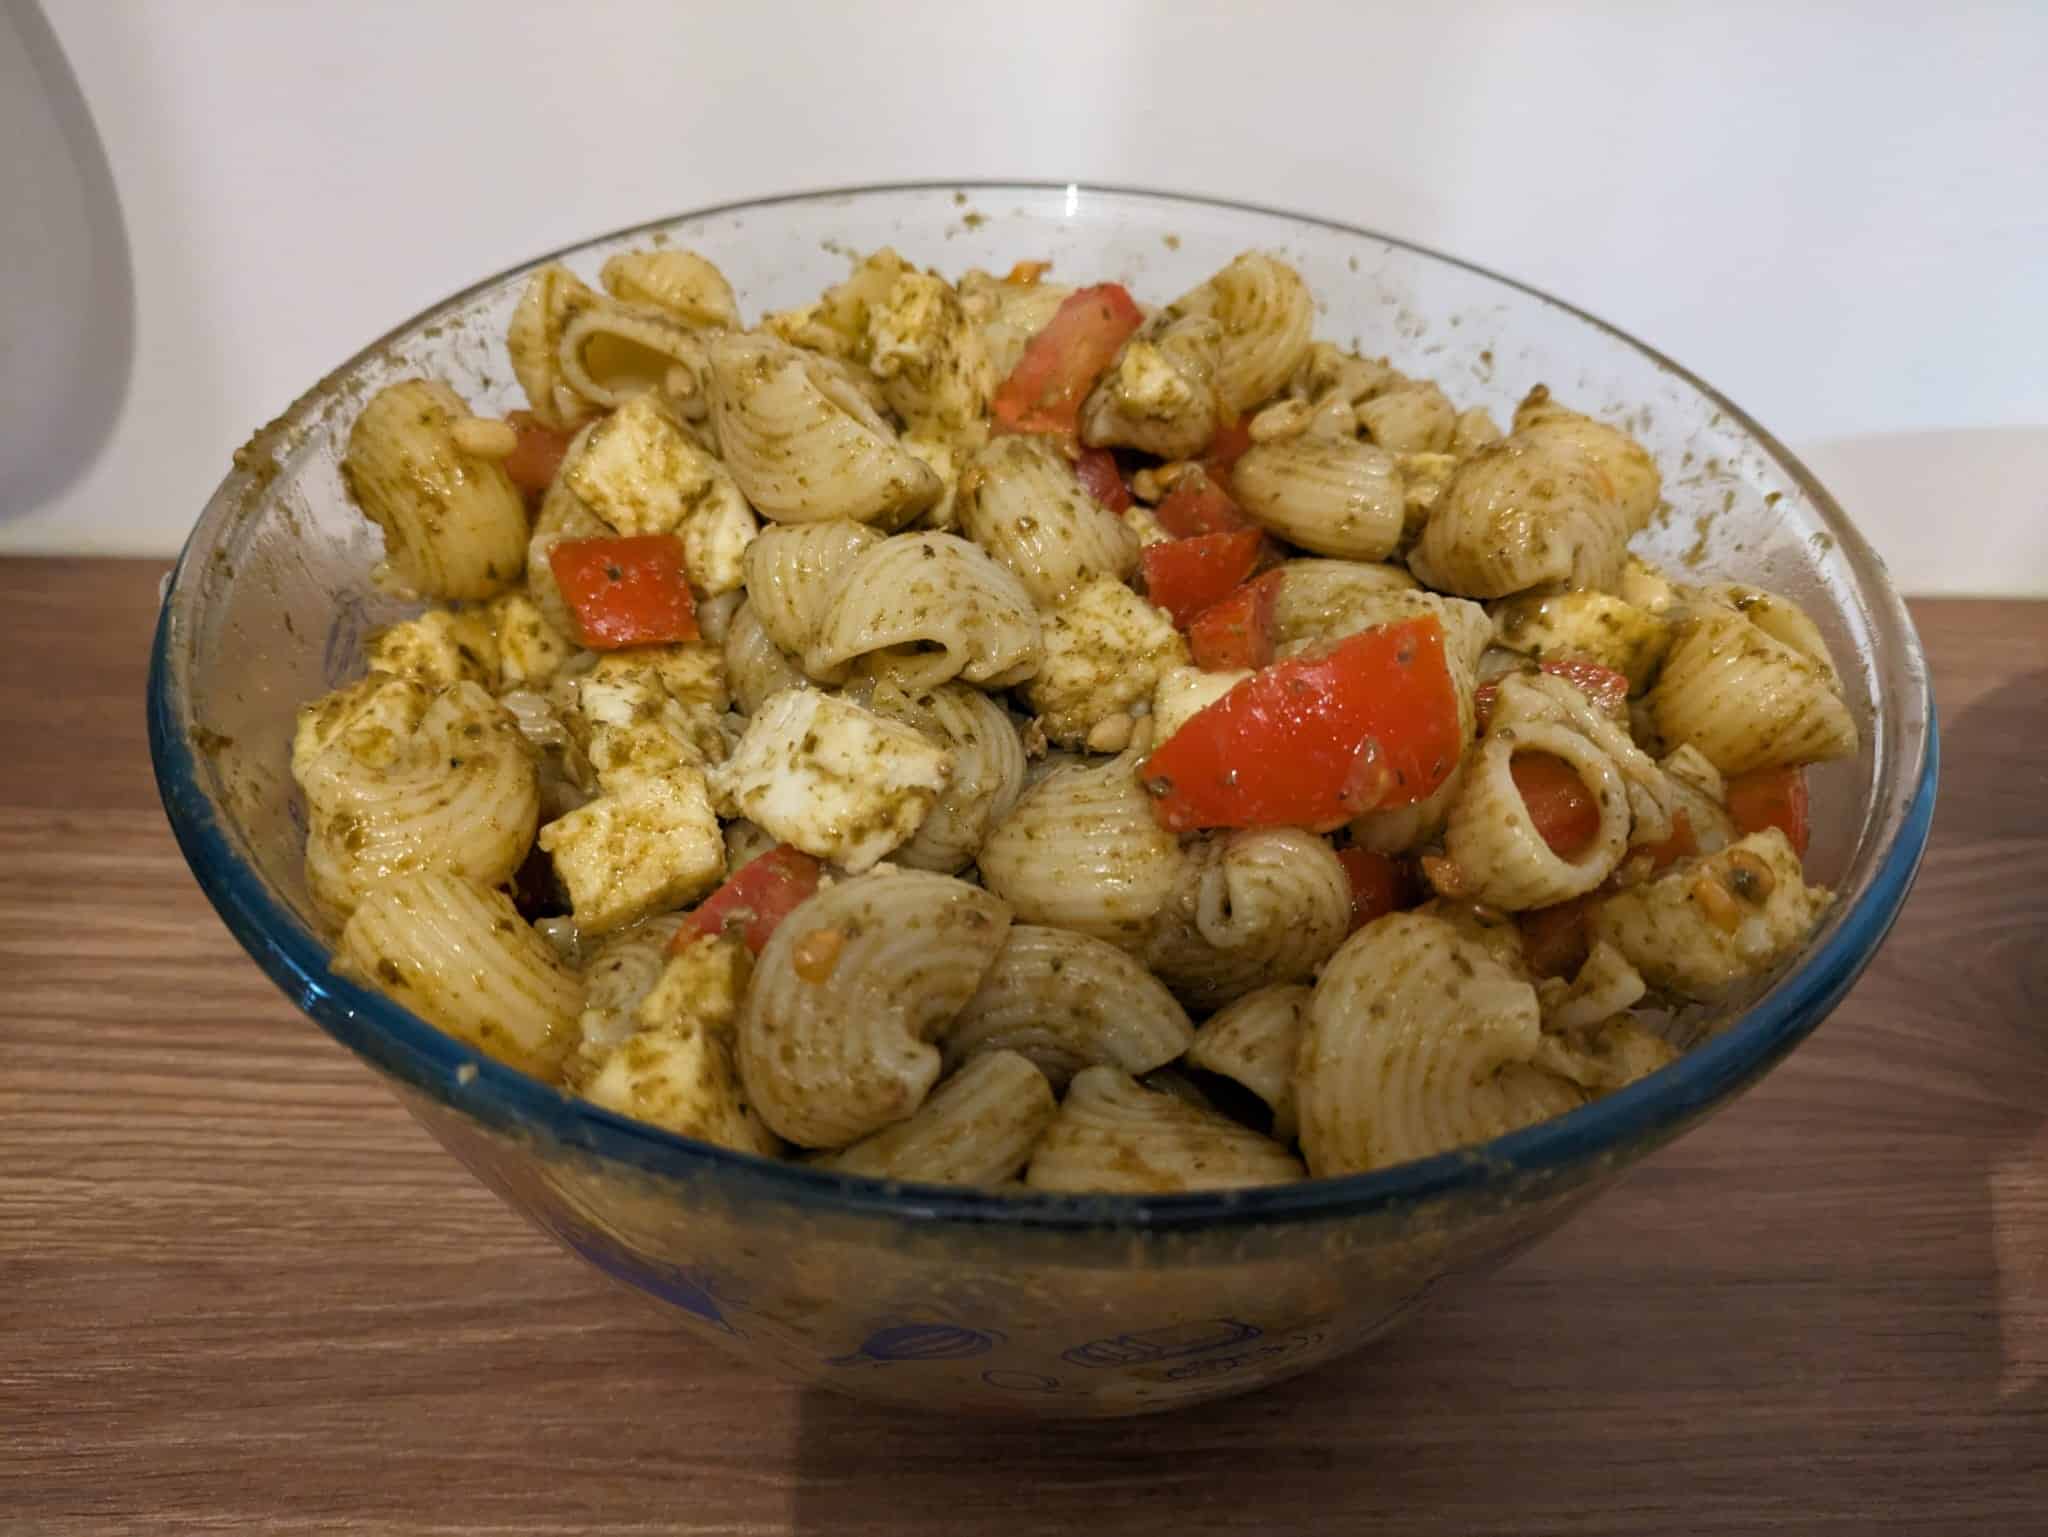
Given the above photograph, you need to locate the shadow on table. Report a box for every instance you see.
[782,670,2048,1533]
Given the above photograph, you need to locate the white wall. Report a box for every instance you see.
[6,0,2044,593]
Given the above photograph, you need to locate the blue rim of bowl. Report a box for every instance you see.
[148,180,1939,1235]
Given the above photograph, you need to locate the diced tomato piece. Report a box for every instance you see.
[1141,529,1265,628]
[1519,898,1593,980]
[1187,569,1284,671]
[1636,808,1699,870]
[1336,846,1406,931]
[1726,766,1811,858]
[1542,657,1631,718]
[1509,752,1602,858]
[990,283,1144,436]
[670,845,822,956]
[548,535,699,650]
[503,410,577,505]
[1154,469,1254,538]
[1073,447,1133,512]
[1139,616,1463,833]
[1474,657,1631,731]
[1201,418,1255,484]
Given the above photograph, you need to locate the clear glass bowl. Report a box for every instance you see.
[148,183,1936,1417]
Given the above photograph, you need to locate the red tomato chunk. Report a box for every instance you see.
[1073,447,1133,512]
[502,410,578,504]
[548,535,699,650]
[990,284,1144,437]
[1140,616,1463,833]
[1141,529,1265,629]
[671,845,822,955]
[1337,846,1406,931]
[1726,766,1811,858]
[1187,569,1283,671]
[1154,469,1254,538]
[1509,751,1602,858]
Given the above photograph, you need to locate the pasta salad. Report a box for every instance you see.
[300,244,1857,1192]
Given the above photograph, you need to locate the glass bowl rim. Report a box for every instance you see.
[148,178,1939,1236]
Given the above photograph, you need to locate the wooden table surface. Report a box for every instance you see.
[2,557,2042,1535]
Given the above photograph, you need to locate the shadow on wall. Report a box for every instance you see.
[1795,426,2048,598]
[0,0,135,519]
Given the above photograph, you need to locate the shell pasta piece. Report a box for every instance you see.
[742,519,885,661]
[1184,983,1312,1139]
[708,332,941,527]
[338,873,581,1080]
[1439,723,1633,911]
[805,531,1042,693]
[1025,1066,1305,1194]
[941,925,1193,1088]
[1648,604,1859,775]
[293,676,538,921]
[1159,251,1316,416]
[815,1051,1056,1186]
[341,379,530,601]
[978,746,1188,952]
[861,679,1027,874]
[958,434,1140,607]
[736,870,1012,1148]
[1296,912,1586,1176]
[1143,829,1353,1009]
[1231,435,1405,561]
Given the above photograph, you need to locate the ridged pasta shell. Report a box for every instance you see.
[978,746,1187,952]
[1409,435,1635,598]
[958,435,1140,607]
[559,300,712,415]
[864,681,1027,874]
[1357,382,1456,453]
[599,248,740,331]
[341,379,529,601]
[1512,387,1661,530]
[1183,982,1311,1140]
[1144,828,1353,1009]
[708,332,941,528]
[721,600,808,716]
[736,870,1012,1148]
[1647,608,1858,775]
[742,519,885,658]
[815,1050,1056,1186]
[339,872,581,1080]
[507,263,599,428]
[1297,912,1585,1176]
[294,676,538,921]
[1025,1066,1304,1194]
[1441,720,1633,911]
[1267,558,1415,647]
[941,924,1193,1088]
[1232,435,1405,560]
[1161,251,1316,415]
[805,532,1042,693]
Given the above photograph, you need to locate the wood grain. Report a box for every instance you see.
[1,558,2042,1536]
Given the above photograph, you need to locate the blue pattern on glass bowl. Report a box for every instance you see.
[148,182,1936,1417]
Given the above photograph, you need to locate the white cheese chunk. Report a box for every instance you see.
[1026,577,1190,746]
[538,768,724,936]
[709,688,951,873]
[1151,664,1251,748]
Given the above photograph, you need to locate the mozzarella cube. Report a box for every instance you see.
[1151,664,1251,748]
[538,769,724,936]
[581,1025,781,1157]
[1026,577,1190,746]
[709,688,951,873]
[488,592,573,689]
[635,933,751,1037]
[681,474,758,596]
[565,392,715,537]
[364,608,500,689]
